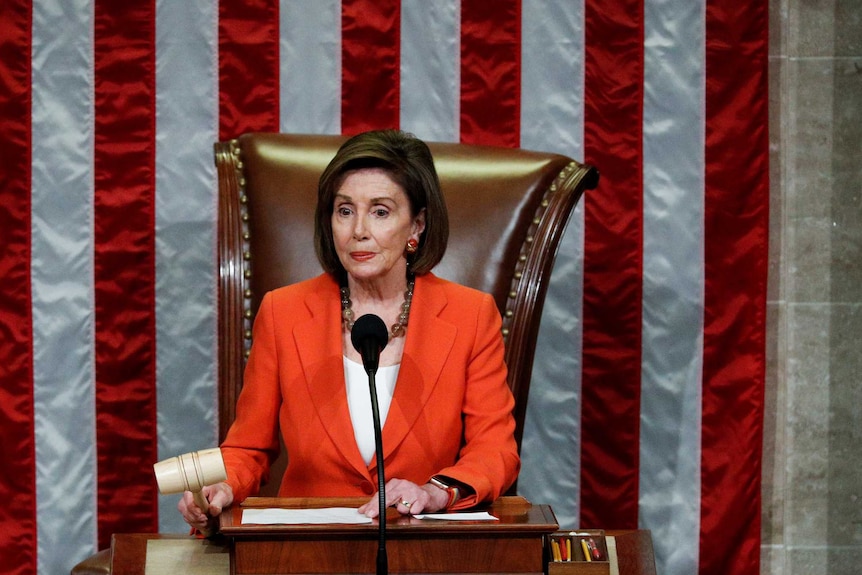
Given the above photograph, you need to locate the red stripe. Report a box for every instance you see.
[341,0,400,134]
[93,1,159,550]
[580,0,644,529]
[0,3,35,574]
[700,3,769,574]
[459,0,521,147]
[219,0,280,139]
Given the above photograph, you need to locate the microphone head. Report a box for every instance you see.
[351,314,389,353]
[351,314,389,374]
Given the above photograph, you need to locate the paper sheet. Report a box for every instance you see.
[241,507,373,525]
[413,511,498,521]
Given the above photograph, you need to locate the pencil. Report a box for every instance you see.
[581,538,592,562]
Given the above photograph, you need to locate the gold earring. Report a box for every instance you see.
[406,238,419,253]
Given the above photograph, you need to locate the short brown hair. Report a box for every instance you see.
[314,129,449,278]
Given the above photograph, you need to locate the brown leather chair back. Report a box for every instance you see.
[70,132,596,574]
[215,133,598,488]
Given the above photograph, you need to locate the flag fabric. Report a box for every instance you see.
[0,2,768,575]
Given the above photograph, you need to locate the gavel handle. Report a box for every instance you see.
[193,489,209,513]
[192,490,216,538]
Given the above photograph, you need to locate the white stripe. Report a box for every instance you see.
[155,0,220,533]
[31,1,98,572]
[280,0,341,134]
[640,1,705,574]
[518,0,586,530]
[400,0,460,141]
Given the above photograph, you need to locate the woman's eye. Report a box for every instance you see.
[373,208,389,217]
[337,206,352,217]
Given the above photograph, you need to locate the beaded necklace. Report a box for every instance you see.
[340,276,415,340]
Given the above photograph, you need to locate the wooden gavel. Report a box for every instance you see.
[153,447,227,514]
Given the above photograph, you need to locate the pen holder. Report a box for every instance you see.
[547,530,609,575]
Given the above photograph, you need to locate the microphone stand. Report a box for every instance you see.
[351,313,391,575]
[367,369,388,575]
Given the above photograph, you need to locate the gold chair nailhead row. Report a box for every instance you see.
[230,140,254,356]
[502,162,576,339]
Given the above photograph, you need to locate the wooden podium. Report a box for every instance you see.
[220,496,557,574]
[106,497,656,575]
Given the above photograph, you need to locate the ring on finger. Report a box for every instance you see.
[401,499,412,509]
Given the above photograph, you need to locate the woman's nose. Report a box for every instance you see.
[352,216,368,239]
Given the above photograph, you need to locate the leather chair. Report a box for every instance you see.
[72,132,598,574]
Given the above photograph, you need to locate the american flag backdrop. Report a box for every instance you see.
[0,2,769,575]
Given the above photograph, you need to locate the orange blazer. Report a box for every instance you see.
[221,272,520,509]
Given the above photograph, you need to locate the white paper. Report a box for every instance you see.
[413,511,498,521]
[241,507,373,525]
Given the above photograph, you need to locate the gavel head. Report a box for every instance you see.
[153,447,227,495]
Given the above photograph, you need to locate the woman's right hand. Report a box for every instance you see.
[178,481,234,532]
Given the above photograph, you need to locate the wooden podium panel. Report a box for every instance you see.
[106,498,655,575]
[110,534,229,575]
[219,496,558,575]
[611,531,657,575]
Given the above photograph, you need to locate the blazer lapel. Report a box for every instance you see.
[293,275,457,478]
[377,276,456,468]
[294,279,371,478]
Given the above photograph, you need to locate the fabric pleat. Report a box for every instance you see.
[0,3,36,575]
[93,0,159,550]
[31,1,100,572]
[460,0,521,147]
[700,2,769,574]
[580,0,645,530]
[341,0,401,133]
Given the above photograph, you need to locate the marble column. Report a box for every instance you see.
[763,1,862,574]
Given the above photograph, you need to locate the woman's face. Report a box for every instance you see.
[331,168,425,287]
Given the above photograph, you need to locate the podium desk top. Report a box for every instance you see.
[220,495,558,538]
[221,496,557,574]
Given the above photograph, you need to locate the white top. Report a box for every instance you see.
[344,356,400,465]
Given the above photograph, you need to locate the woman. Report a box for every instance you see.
[180,130,520,531]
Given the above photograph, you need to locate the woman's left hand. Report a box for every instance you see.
[358,477,450,518]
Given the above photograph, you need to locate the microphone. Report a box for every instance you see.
[350,314,390,575]
[350,314,389,374]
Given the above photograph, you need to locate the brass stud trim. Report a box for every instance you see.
[229,139,254,359]
[501,161,576,341]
